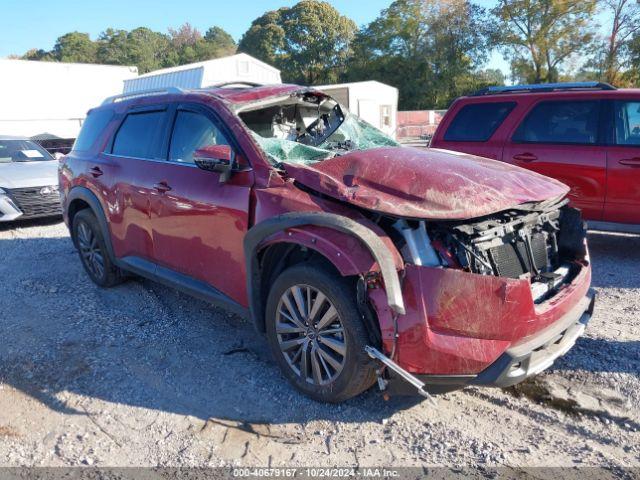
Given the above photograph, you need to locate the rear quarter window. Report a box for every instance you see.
[73,109,114,152]
[443,102,516,142]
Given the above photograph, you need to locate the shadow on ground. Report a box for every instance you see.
[587,231,640,289]
[0,216,63,232]
[0,229,636,426]
[0,234,422,425]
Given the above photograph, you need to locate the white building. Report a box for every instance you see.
[123,53,282,94]
[316,81,399,138]
[0,59,138,139]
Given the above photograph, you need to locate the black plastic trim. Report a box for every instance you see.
[243,212,406,333]
[119,256,248,318]
[472,82,616,96]
[66,186,115,259]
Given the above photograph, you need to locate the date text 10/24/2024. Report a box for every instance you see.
[232,468,401,478]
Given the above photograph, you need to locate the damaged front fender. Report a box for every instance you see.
[244,211,407,333]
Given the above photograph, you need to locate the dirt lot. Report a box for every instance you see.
[0,218,638,471]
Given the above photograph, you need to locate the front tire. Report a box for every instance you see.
[265,264,376,403]
[72,209,123,288]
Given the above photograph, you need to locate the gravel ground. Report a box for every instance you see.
[0,218,638,471]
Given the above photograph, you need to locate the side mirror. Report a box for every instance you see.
[53,152,65,160]
[193,144,233,183]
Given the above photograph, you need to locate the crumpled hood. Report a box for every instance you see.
[0,160,58,189]
[283,147,570,220]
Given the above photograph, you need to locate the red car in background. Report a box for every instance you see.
[59,83,594,402]
[431,82,640,229]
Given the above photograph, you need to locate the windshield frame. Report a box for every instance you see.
[236,89,399,167]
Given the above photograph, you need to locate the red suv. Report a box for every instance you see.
[59,83,594,402]
[431,82,640,228]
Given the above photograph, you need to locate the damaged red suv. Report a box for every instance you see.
[59,83,594,402]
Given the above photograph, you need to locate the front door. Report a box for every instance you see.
[502,100,606,221]
[604,99,640,224]
[149,104,254,305]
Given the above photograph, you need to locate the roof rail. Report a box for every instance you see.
[206,81,264,89]
[472,82,617,96]
[101,87,185,105]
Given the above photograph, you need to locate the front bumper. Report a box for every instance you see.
[0,187,62,222]
[0,194,23,221]
[472,289,594,388]
[385,288,595,395]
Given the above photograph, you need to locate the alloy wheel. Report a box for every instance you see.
[275,284,347,385]
[77,221,105,280]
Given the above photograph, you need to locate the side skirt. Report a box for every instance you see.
[117,256,249,319]
[587,220,640,235]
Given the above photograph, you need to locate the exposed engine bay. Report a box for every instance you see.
[237,91,398,165]
[374,198,587,304]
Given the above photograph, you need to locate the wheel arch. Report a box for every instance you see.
[66,186,115,260]
[244,212,406,334]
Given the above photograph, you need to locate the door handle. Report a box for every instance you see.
[513,153,538,162]
[619,157,640,167]
[153,182,172,193]
[89,166,103,177]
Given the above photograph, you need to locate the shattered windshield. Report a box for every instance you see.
[239,92,399,166]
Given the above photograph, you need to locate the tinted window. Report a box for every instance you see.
[169,111,229,164]
[614,101,640,146]
[444,102,515,142]
[73,109,113,152]
[513,101,600,144]
[112,111,166,159]
[0,140,53,163]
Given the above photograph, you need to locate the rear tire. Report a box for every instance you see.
[265,264,377,403]
[72,209,124,288]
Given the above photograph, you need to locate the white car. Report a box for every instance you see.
[0,136,62,222]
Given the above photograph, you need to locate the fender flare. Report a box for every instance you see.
[244,211,406,332]
[66,186,116,260]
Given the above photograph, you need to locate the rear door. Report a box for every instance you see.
[148,103,254,305]
[604,99,640,223]
[502,100,606,221]
[104,106,170,260]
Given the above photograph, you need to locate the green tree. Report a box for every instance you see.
[347,0,493,109]
[237,10,286,66]
[22,48,55,61]
[491,0,598,83]
[96,28,130,65]
[204,26,237,56]
[126,27,172,73]
[593,0,640,85]
[239,0,357,84]
[52,32,98,63]
[166,23,237,66]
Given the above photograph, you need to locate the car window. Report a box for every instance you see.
[513,101,600,145]
[614,101,640,146]
[112,111,166,159]
[0,140,53,163]
[73,109,113,152]
[169,110,229,164]
[443,102,515,142]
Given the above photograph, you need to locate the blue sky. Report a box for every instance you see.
[1,0,506,72]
